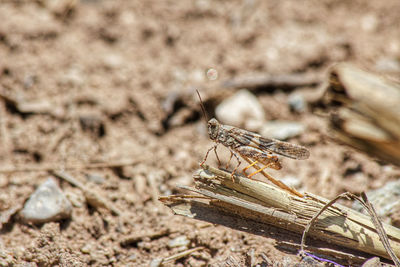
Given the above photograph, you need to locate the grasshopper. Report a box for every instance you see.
[196,90,309,197]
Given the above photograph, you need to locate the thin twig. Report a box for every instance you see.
[52,170,122,216]
[360,192,400,267]
[300,192,400,266]
[300,192,351,252]
[0,159,139,174]
[161,246,205,265]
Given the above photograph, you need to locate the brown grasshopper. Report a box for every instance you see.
[196,90,309,197]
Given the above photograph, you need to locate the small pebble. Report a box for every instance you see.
[260,121,305,140]
[149,258,163,267]
[59,66,85,87]
[85,173,105,184]
[216,89,265,130]
[79,115,106,137]
[81,244,92,254]
[301,255,324,266]
[20,178,72,224]
[375,57,400,73]
[127,254,137,261]
[288,92,306,112]
[101,53,124,69]
[168,235,190,248]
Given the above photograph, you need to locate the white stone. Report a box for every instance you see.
[215,89,265,128]
[260,121,305,140]
[20,178,72,224]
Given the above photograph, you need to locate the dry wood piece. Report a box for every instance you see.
[222,72,322,90]
[160,165,400,265]
[322,63,400,166]
[300,192,400,266]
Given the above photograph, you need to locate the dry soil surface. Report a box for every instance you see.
[1,0,400,266]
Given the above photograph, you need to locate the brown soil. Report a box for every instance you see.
[1,0,400,266]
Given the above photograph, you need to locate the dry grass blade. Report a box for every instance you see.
[361,192,400,266]
[52,170,122,216]
[300,192,400,266]
[161,247,204,265]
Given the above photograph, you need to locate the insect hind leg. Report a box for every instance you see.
[247,162,273,178]
[242,160,258,175]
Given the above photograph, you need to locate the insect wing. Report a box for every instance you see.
[229,127,309,160]
[259,137,310,160]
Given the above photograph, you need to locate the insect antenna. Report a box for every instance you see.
[196,89,209,122]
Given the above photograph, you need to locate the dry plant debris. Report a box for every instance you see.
[322,63,400,166]
[161,165,400,266]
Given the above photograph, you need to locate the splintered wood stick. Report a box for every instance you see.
[160,165,400,264]
[322,63,400,166]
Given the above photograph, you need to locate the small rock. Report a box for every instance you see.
[20,178,72,224]
[215,90,265,130]
[59,66,85,87]
[149,258,163,267]
[288,92,306,112]
[260,121,305,140]
[300,255,325,266]
[81,243,92,254]
[375,57,400,73]
[102,53,124,69]
[191,69,205,83]
[127,253,137,261]
[168,235,190,248]
[85,173,105,184]
[0,248,14,266]
[361,14,378,32]
[79,115,106,138]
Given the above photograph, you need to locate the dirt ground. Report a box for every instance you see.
[1,0,400,266]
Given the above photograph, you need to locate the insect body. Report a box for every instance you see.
[202,117,309,177]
